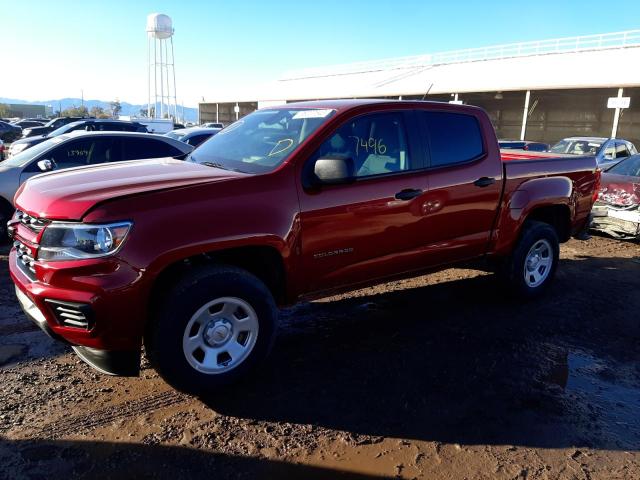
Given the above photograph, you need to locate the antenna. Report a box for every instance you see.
[421,83,434,101]
[146,13,178,120]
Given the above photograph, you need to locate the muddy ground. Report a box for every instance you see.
[0,236,639,479]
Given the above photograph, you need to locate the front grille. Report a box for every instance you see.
[45,299,94,330]
[14,240,36,280]
[15,210,49,232]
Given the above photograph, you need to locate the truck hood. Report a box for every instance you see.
[15,158,244,220]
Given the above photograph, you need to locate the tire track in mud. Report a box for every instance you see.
[35,390,189,439]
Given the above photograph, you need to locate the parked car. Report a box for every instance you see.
[0,120,22,143]
[165,127,221,147]
[11,120,46,129]
[0,131,193,237]
[133,118,174,134]
[549,137,637,169]
[0,139,4,161]
[8,100,598,393]
[201,122,224,129]
[499,140,549,152]
[21,117,94,138]
[8,119,148,157]
[591,153,640,239]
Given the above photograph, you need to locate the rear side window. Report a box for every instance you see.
[420,111,484,167]
[121,137,183,160]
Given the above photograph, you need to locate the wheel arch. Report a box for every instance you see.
[147,244,288,327]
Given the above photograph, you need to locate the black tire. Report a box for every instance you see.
[145,264,279,395]
[501,220,559,299]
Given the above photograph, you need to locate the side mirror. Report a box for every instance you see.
[37,159,54,172]
[313,156,355,185]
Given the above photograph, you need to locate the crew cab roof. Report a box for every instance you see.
[280,99,485,114]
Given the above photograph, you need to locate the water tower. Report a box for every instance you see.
[147,13,177,120]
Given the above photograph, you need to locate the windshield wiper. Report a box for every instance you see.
[201,161,230,170]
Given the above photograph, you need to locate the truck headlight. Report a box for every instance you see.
[38,222,132,261]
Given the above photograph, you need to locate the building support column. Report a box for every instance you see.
[520,90,531,141]
[216,103,219,123]
[611,88,624,138]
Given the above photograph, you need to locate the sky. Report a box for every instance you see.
[2,0,640,107]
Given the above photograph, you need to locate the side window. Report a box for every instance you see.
[122,138,183,160]
[71,123,90,132]
[47,138,120,168]
[420,111,484,167]
[603,143,616,159]
[186,134,210,147]
[313,112,412,178]
[615,142,630,159]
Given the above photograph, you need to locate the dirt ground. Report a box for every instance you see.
[1,235,639,479]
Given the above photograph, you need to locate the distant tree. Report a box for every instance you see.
[0,103,10,117]
[60,105,89,117]
[110,99,122,118]
[139,106,155,117]
[89,106,110,118]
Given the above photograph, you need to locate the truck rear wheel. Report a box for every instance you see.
[146,265,279,395]
[502,220,559,299]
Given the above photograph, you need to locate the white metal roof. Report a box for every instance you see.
[201,30,640,104]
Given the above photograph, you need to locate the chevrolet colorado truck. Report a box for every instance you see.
[8,100,599,394]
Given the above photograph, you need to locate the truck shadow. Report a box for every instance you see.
[0,438,378,480]
[203,254,640,450]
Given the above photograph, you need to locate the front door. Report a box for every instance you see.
[298,110,431,293]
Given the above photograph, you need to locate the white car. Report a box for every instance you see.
[0,131,193,238]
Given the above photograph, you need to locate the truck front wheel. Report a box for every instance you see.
[146,265,279,395]
[502,220,559,299]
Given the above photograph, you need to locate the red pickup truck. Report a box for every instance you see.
[8,100,599,394]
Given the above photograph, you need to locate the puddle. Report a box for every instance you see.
[0,344,27,366]
[549,350,640,448]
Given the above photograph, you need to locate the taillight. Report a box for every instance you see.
[592,168,602,203]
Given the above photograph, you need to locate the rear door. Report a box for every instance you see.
[121,137,185,160]
[20,136,122,183]
[415,109,503,262]
[298,109,431,292]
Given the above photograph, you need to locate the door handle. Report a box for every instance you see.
[473,177,495,187]
[395,188,423,201]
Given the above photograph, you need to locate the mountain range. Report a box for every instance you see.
[0,97,198,123]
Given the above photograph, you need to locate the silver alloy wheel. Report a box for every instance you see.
[523,239,553,288]
[182,296,259,374]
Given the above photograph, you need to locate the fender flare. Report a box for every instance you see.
[491,176,574,255]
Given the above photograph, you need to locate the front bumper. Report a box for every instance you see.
[14,284,140,376]
[10,248,146,376]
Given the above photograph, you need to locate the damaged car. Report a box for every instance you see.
[591,154,640,239]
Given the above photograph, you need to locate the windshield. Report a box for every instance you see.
[187,108,335,173]
[607,154,640,177]
[1,136,68,168]
[49,121,84,137]
[165,130,186,140]
[550,139,603,155]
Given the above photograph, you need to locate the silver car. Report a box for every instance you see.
[0,131,193,237]
[549,137,637,170]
